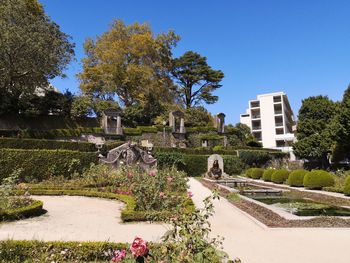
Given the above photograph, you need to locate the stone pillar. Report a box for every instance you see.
[116,116,123,135]
[102,115,108,134]
[180,118,185,133]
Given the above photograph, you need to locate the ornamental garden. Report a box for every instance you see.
[1,1,350,262]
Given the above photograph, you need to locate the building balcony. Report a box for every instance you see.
[275,133,295,142]
[252,126,261,131]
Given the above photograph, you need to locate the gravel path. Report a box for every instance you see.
[0,195,168,243]
[189,178,350,263]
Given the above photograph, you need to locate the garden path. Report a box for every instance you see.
[0,195,168,243]
[189,178,350,263]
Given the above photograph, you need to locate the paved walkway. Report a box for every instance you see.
[0,195,168,243]
[189,178,350,263]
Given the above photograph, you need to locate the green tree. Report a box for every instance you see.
[78,19,179,107]
[171,51,224,108]
[70,95,119,118]
[184,106,214,127]
[293,96,337,166]
[0,0,74,115]
[333,85,350,160]
[226,123,258,147]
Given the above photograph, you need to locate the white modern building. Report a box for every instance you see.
[240,92,297,160]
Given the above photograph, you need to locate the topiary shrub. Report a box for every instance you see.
[271,169,290,184]
[182,155,208,177]
[287,169,309,187]
[250,168,264,179]
[245,168,255,178]
[262,169,274,181]
[303,170,335,190]
[344,175,350,196]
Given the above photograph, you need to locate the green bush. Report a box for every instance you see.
[344,175,350,196]
[303,170,335,190]
[245,168,255,178]
[223,156,245,175]
[262,169,274,181]
[238,150,271,166]
[250,168,264,179]
[154,151,186,169]
[271,169,290,184]
[0,149,97,182]
[183,155,208,177]
[287,169,308,187]
[0,137,96,152]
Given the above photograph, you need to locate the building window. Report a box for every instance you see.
[273,95,282,103]
[201,139,208,148]
[275,116,283,127]
[253,131,262,141]
[276,140,285,147]
[250,101,260,108]
[275,128,284,135]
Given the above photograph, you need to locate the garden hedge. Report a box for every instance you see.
[344,175,350,196]
[262,169,274,181]
[0,148,98,182]
[223,155,245,175]
[303,170,335,190]
[182,154,208,177]
[271,169,290,184]
[0,199,44,221]
[287,169,308,187]
[245,168,255,178]
[0,137,97,152]
[250,168,265,179]
[15,188,194,222]
[0,240,129,262]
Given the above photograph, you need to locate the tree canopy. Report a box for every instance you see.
[0,0,75,115]
[293,95,337,165]
[171,51,224,108]
[77,20,179,107]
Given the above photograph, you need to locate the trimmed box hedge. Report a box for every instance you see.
[223,155,245,175]
[250,168,265,179]
[0,148,98,182]
[303,170,335,190]
[343,175,350,196]
[0,137,97,152]
[262,169,275,181]
[0,199,44,221]
[271,169,290,184]
[287,169,308,187]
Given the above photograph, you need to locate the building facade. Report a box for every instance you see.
[240,92,297,160]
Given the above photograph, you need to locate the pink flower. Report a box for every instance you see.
[112,249,127,262]
[130,237,149,257]
[159,192,166,198]
[159,261,167,263]
[149,170,157,177]
[167,177,173,183]
[187,191,193,198]
[127,172,133,178]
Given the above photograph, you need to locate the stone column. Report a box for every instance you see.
[116,116,123,135]
[180,118,185,133]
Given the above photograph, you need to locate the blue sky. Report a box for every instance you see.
[40,0,350,124]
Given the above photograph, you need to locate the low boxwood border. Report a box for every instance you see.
[15,189,194,222]
[0,199,43,221]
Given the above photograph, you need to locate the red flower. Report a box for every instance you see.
[187,191,193,198]
[130,237,149,257]
[149,170,157,177]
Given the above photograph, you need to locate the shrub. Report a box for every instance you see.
[344,175,350,196]
[271,169,290,184]
[182,155,208,177]
[0,137,96,152]
[245,168,255,178]
[262,169,274,181]
[287,169,308,187]
[154,152,186,169]
[238,150,272,166]
[250,168,264,179]
[303,170,335,190]
[0,149,97,182]
[223,156,245,175]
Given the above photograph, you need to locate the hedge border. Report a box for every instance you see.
[15,189,194,222]
[0,199,43,221]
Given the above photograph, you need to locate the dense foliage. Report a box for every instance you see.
[223,156,245,175]
[303,170,335,190]
[271,169,290,184]
[262,169,274,181]
[0,148,97,182]
[250,168,264,179]
[0,0,74,115]
[287,169,308,187]
[344,175,350,196]
[0,137,96,152]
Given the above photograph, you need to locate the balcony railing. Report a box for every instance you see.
[275,122,283,127]
[251,115,261,119]
[274,110,282,115]
[252,126,261,130]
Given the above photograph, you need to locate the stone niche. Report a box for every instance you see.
[169,110,185,134]
[214,113,225,133]
[101,108,123,135]
[207,154,224,174]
